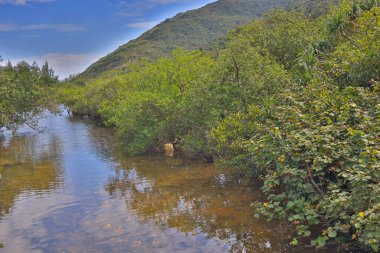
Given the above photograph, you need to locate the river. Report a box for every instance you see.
[0,112,337,253]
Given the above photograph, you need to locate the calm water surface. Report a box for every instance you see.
[0,112,336,253]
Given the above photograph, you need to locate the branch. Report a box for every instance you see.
[231,56,239,80]
[307,166,325,196]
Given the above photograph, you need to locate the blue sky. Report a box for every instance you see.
[0,0,215,78]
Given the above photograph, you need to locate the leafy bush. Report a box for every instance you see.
[0,60,57,132]
[212,2,380,251]
[214,80,380,251]
[98,50,215,154]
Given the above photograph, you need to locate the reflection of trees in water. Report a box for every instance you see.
[104,159,292,253]
[0,134,63,220]
[68,115,122,164]
[73,116,301,253]
[79,117,296,252]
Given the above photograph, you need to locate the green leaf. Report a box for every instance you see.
[328,230,337,238]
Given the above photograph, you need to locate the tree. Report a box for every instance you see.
[40,61,58,85]
[0,60,57,132]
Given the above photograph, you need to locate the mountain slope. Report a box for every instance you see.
[288,0,340,18]
[81,0,291,78]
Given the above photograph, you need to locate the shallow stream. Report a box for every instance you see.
[0,112,337,253]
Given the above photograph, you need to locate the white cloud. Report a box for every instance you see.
[0,23,86,32]
[117,0,194,12]
[0,0,53,5]
[4,53,103,79]
[116,11,143,17]
[0,23,16,32]
[116,0,215,19]
[148,0,193,3]
[127,21,157,29]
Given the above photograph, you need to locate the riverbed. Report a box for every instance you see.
[0,112,336,253]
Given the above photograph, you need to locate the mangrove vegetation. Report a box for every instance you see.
[58,1,380,251]
[1,0,378,252]
[0,59,58,132]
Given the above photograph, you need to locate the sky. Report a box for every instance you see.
[0,0,216,78]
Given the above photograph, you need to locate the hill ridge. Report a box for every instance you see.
[81,0,290,78]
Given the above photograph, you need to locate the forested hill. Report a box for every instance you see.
[81,0,292,79]
[288,0,340,18]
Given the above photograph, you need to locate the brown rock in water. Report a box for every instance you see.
[164,143,174,157]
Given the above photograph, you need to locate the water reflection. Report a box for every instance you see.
[0,133,63,220]
[0,113,337,253]
[104,157,295,253]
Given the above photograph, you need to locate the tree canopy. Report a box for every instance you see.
[0,59,58,132]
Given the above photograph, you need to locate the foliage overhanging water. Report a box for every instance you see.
[0,112,338,253]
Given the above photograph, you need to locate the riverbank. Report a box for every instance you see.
[0,112,344,253]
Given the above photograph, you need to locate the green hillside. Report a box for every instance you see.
[288,0,340,18]
[81,0,291,78]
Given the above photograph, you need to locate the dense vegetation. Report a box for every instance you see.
[288,0,340,18]
[59,0,379,251]
[80,0,295,79]
[0,59,58,132]
[80,0,345,81]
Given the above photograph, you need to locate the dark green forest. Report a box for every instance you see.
[1,0,379,251]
